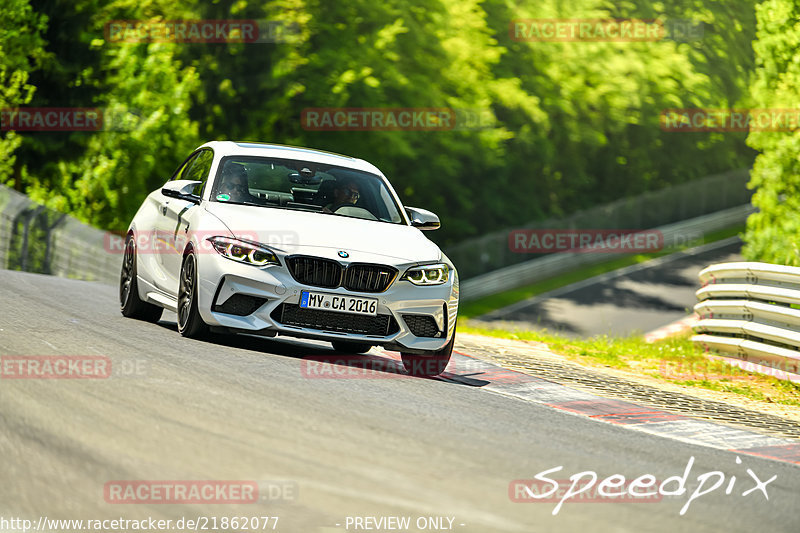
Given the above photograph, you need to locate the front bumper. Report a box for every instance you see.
[195,252,459,353]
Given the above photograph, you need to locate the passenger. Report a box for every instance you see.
[217,164,261,203]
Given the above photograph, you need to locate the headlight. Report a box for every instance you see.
[401,263,450,285]
[207,237,279,267]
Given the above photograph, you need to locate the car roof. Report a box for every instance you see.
[199,141,384,176]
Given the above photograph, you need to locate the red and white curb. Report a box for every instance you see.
[369,348,800,467]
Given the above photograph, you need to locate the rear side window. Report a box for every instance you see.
[171,152,199,181]
[178,149,214,196]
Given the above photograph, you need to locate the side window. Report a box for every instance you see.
[182,149,214,196]
[170,152,199,181]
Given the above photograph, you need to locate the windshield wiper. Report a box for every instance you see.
[223,200,325,212]
[224,200,280,208]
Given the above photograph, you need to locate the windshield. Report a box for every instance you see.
[210,156,405,224]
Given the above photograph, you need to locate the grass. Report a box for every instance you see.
[459,225,744,318]
[459,321,800,407]
[456,223,800,407]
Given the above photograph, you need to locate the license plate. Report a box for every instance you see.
[299,291,378,316]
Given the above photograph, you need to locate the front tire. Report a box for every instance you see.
[120,235,163,323]
[177,251,208,338]
[401,326,456,377]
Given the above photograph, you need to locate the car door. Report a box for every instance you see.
[146,152,198,293]
[156,149,213,296]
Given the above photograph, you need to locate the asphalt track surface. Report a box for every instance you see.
[1,269,799,533]
[480,238,743,337]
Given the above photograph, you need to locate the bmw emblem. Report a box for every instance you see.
[338,250,349,258]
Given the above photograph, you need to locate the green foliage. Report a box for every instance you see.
[459,324,800,406]
[25,41,200,231]
[4,0,761,243]
[12,0,199,230]
[0,0,48,184]
[742,0,800,264]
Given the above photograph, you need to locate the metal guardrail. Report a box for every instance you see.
[693,262,800,380]
[461,203,754,302]
[0,184,119,284]
[445,168,751,279]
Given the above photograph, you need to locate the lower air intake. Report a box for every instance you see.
[271,304,399,336]
[213,294,268,316]
[402,314,441,338]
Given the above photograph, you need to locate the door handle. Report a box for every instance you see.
[160,202,168,216]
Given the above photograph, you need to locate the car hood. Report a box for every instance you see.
[204,202,441,264]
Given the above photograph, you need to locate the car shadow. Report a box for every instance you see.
[154,318,490,387]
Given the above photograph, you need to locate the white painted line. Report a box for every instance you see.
[629,419,793,449]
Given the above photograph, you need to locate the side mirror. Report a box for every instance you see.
[405,206,440,231]
[162,180,202,204]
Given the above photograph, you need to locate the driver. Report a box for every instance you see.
[217,163,260,203]
[323,179,360,212]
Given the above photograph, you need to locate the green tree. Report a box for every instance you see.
[742,0,800,264]
[0,0,48,186]
[4,0,764,247]
[14,0,200,230]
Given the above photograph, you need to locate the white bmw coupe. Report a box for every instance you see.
[120,141,459,376]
